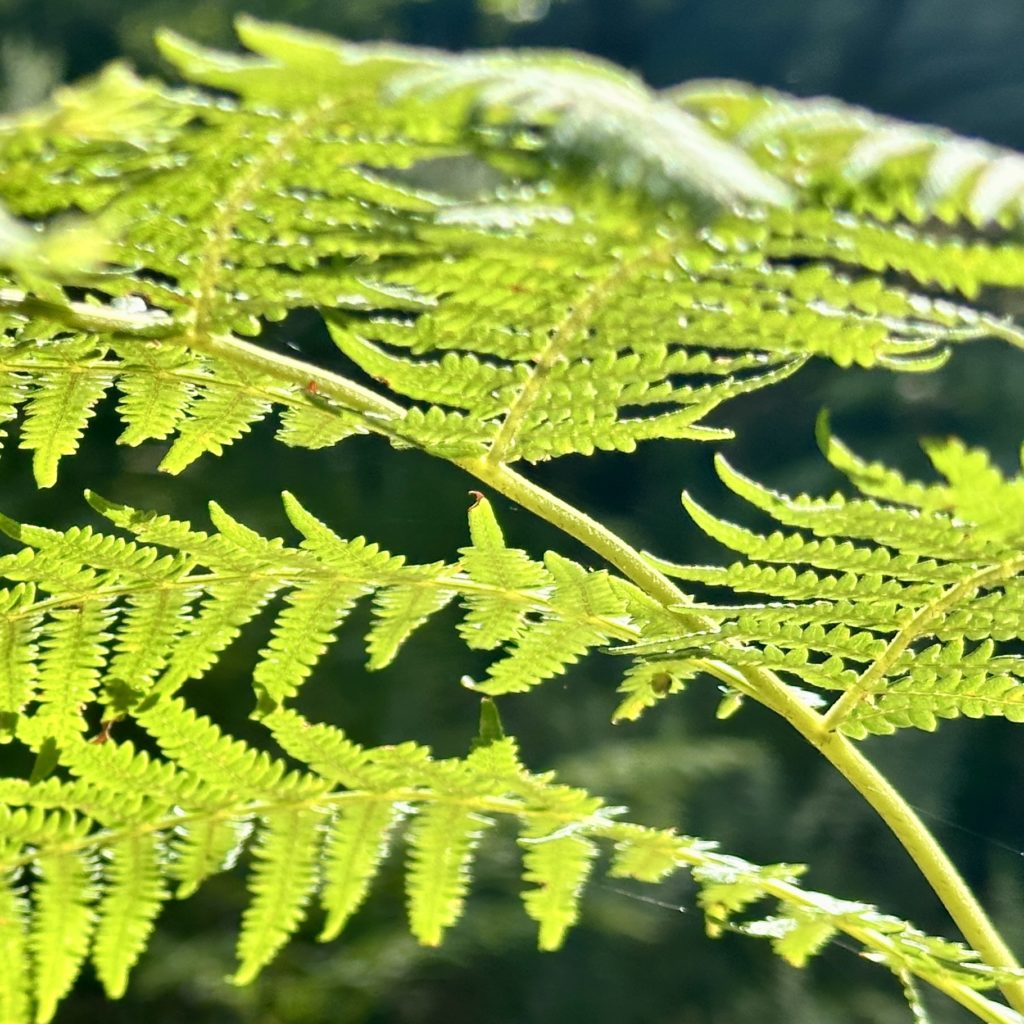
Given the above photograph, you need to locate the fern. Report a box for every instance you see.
[0,491,640,732]
[2,16,1024,1024]
[1,20,1023,485]
[635,422,1024,738]
[0,699,1017,1023]
[674,80,1024,228]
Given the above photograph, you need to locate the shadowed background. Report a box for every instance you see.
[2,1,1023,1021]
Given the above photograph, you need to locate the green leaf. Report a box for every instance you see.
[520,827,597,950]
[405,804,491,946]
[92,832,166,998]
[234,808,322,985]
[319,801,402,941]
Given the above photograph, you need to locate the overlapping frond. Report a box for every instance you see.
[673,81,1024,305]
[0,491,638,737]
[0,22,446,484]
[0,699,1016,1023]
[1,21,1022,483]
[634,427,1024,737]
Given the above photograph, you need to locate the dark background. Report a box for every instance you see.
[2,2,1024,1022]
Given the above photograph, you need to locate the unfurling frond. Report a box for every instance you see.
[0,700,1014,1023]
[638,429,1024,737]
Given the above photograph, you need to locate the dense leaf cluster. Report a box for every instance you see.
[0,18,1023,1024]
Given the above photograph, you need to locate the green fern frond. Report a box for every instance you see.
[642,432,1024,737]
[458,495,552,650]
[612,658,696,723]
[318,801,403,941]
[157,373,274,476]
[0,492,646,733]
[384,46,793,212]
[406,804,492,946]
[3,22,1024,1023]
[92,832,167,999]
[2,22,1021,482]
[674,79,1024,227]
[18,349,116,489]
[29,843,96,1019]
[472,552,631,695]
[234,806,322,984]
[520,826,598,951]
[0,874,30,1024]
[0,699,1018,1021]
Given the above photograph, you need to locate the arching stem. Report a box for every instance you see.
[466,457,1024,1016]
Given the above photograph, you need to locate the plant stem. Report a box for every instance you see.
[0,288,180,336]
[469,458,1024,1015]
[460,458,690,610]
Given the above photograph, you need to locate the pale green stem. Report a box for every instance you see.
[669,850,1024,1024]
[457,458,691,609]
[720,665,1024,1014]
[462,459,1024,1016]
[0,287,180,336]
[980,316,1024,351]
[0,288,409,429]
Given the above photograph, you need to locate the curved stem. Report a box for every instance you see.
[821,727,1024,1011]
[466,458,1024,1015]
[459,458,689,609]
[732,666,1024,1011]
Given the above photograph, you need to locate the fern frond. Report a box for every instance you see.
[674,79,1024,227]
[473,552,631,695]
[644,433,1024,737]
[3,22,1021,481]
[0,587,41,742]
[406,804,492,946]
[157,372,274,475]
[18,352,115,489]
[0,492,645,734]
[0,700,1018,1021]
[318,801,403,941]
[387,48,792,212]
[612,658,696,723]
[92,831,167,999]
[458,495,552,650]
[170,813,252,901]
[234,806,322,984]
[520,826,598,951]
[29,843,95,1019]
[31,601,116,747]
[366,573,458,670]
[0,872,30,1024]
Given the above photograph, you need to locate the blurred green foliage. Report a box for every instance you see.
[1,2,1022,1023]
